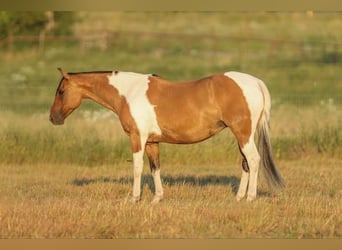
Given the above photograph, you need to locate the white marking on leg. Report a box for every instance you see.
[241,138,260,201]
[108,72,163,202]
[151,169,164,204]
[132,149,144,201]
[153,169,163,196]
[225,72,264,201]
[108,71,162,136]
[236,170,249,201]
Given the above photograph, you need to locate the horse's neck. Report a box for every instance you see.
[80,73,122,114]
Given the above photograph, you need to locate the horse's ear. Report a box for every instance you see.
[58,68,70,80]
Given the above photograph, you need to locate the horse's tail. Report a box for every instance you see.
[256,80,285,190]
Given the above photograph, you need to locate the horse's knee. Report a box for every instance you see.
[240,141,260,182]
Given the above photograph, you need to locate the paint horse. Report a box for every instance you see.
[49,68,284,203]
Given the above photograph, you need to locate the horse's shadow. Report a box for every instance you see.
[72,174,241,194]
[162,175,240,193]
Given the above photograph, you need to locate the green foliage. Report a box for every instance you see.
[0,12,11,39]
[52,12,77,35]
[0,11,76,38]
[0,11,46,37]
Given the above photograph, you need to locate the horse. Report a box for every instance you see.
[49,68,284,203]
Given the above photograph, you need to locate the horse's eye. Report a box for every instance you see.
[58,89,64,96]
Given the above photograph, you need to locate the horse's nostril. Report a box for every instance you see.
[49,114,64,125]
[49,115,56,124]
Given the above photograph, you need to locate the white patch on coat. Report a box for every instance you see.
[224,71,264,135]
[108,71,162,137]
[239,137,261,201]
[132,149,144,199]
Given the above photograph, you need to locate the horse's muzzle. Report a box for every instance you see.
[49,114,64,125]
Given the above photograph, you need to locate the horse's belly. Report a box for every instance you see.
[154,120,226,144]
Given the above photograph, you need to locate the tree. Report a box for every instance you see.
[0,12,47,39]
[0,12,12,39]
[0,11,76,39]
[52,12,77,35]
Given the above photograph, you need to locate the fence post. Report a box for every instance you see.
[7,32,13,54]
[38,30,45,53]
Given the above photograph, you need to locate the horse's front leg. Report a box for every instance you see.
[145,143,163,204]
[130,133,146,203]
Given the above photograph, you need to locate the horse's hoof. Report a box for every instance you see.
[246,196,256,202]
[151,195,163,204]
[236,195,245,202]
[129,196,141,203]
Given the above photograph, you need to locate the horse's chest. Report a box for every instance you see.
[108,72,162,137]
[128,97,161,135]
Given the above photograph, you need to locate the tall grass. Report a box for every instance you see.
[0,104,341,166]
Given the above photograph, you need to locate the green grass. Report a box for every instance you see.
[1,13,342,114]
[0,12,341,238]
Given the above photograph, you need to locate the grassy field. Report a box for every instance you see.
[0,109,341,238]
[0,12,341,238]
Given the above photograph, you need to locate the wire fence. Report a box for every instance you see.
[1,31,342,64]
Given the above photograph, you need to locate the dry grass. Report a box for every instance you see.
[0,157,340,239]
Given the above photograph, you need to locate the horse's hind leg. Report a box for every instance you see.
[230,123,260,201]
[145,143,164,204]
[236,156,249,201]
[240,139,260,201]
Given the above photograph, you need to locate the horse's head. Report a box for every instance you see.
[49,68,83,125]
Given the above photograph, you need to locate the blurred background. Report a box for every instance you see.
[0,11,341,165]
[1,12,341,112]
